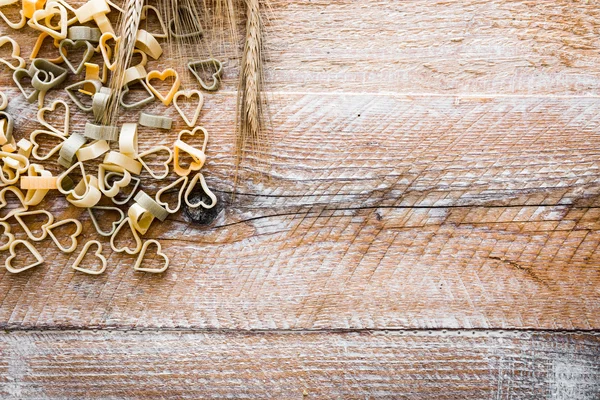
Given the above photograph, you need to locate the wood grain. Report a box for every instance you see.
[1,202,599,330]
[0,0,599,397]
[0,91,599,330]
[0,330,598,399]
[3,0,600,95]
[5,91,600,206]
[0,0,599,349]
[264,0,600,94]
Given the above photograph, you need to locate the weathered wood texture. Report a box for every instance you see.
[1,0,599,398]
[265,0,600,94]
[0,0,599,331]
[4,0,600,94]
[0,330,598,399]
[0,94,599,330]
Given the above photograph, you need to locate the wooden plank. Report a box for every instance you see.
[0,330,598,399]
[1,2,599,331]
[265,0,600,94]
[2,0,600,94]
[0,92,599,330]
[1,203,599,330]
[6,91,600,206]
[225,93,600,207]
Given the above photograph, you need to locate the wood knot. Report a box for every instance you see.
[183,191,223,225]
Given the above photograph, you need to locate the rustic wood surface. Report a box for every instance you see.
[0,0,599,398]
[0,330,598,399]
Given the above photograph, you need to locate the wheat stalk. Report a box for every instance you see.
[102,0,267,194]
[103,0,145,125]
[235,0,268,191]
[242,0,261,145]
[209,0,238,54]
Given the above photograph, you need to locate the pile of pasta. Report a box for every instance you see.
[0,0,220,274]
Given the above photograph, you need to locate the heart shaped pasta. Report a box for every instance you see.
[173,126,208,176]
[155,175,187,213]
[128,203,155,235]
[140,5,167,38]
[29,58,68,89]
[173,89,203,127]
[0,36,25,70]
[0,8,26,30]
[119,80,155,109]
[71,240,107,275]
[30,129,66,160]
[146,68,180,106]
[59,38,95,74]
[46,218,82,253]
[102,172,140,205]
[5,239,43,273]
[56,161,86,197]
[188,59,223,91]
[168,6,202,39]
[134,240,169,273]
[0,151,28,174]
[0,164,18,185]
[37,99,69,136]
[13,68,39,103]
[87,205,125,237]
[28,1,68,40]
[137,146,172,180]
[184,172,217,209]
[0,186,28,221]
[98,32,119,71]
[110,217,142,255]
[0,221,15,251]
[14,209,54,241]
[98,163,131,198]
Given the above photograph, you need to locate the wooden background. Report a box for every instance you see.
[0,0,599,398]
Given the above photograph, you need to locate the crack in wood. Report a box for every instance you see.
[488,256,551,289]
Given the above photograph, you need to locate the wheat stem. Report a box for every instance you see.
[104,0,144,125]
[235,0,267,192]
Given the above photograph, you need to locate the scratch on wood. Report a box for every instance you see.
[488,256,550,289]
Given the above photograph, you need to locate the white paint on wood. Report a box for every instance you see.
[0,330,597,399]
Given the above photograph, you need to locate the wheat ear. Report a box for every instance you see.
[235,0,267,191]
[103,0,144,125]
